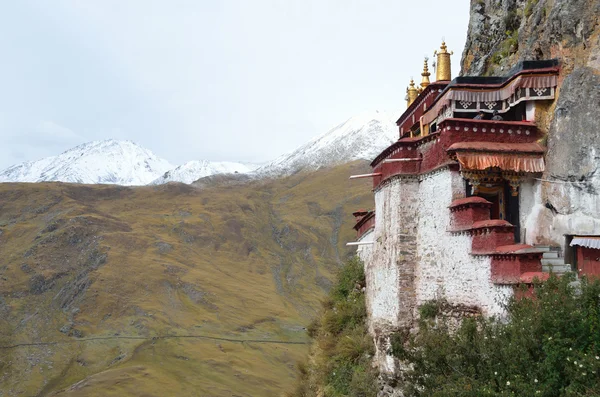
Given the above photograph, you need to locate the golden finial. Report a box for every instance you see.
[433,40,453,81]
[407,78,419,106]
[421,57,431,88]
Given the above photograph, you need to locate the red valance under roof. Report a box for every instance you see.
[447,142,546,173]
[448,142,545,154]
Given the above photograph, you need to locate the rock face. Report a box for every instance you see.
[462,0,600,246]
[461,0,600,76]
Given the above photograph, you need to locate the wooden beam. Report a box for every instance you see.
[349,173,382,179]
[346,241,375,246]
[382,158,422,163]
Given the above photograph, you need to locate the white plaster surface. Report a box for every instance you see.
[357,229,374,264]
[367,177,419,373]
[364,169,520,375]
[367,178,419,332]
[415,170,512,318]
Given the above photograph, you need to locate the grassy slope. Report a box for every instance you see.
[0,161,372,397]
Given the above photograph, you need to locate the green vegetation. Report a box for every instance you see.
[524,0,540,18]
[0,161,374,396]
[390,274,600,396]
[288,257,378,397]
[491,29,519,65]
[503,8,520,32]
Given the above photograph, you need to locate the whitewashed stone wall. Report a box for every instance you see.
[415,169,512,318]
[357,229,374,264]
[368,177,420,330]
[367,177,419,373]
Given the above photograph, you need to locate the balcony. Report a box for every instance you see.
[438,118,540,144]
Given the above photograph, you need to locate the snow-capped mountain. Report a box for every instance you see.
[256,110,398,176]
[0,140,174,186]
[0,110,400,186]
[151,160,259,185]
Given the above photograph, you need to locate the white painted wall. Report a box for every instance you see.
[367,177,419,373]
[415,169,512,318]
[367,177,418,332]
[356,229,374,265]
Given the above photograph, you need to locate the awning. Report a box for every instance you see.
[422,73,558,125]
[448,142,545,173]
[570,236,600,249]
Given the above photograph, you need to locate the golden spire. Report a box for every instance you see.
[433,40,453,81]
[421,57,431,88]
[406,78,418,106]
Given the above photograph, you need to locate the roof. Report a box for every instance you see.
[570,236,600,249]
[370,132,439,167]
[471,219,513,229]
[353,210,375,231]
[451,59,560,86]
[448,196,492,208]
[395,81,449,127]
[420,60,560,126]
[447,142,545,154]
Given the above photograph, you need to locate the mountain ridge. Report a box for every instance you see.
[256,110,398,176]
[0,139,174,186]
[0,110,400,186]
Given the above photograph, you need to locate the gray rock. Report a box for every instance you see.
[71,329,84,338]
[155,241,173,254]
[29,274,54,295]
[20,263,33,273]
[461,0,600,76]
[546,67,600,186]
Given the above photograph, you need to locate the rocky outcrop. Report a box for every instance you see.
[461,0,600,76]
[462,0,600,247]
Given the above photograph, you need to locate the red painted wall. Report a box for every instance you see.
[356,214,375,239]
[372,119,542,191]
[577,247,600,278]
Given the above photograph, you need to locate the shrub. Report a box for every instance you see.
[524,0,539,18]
[418,300,441,319]
[288,257,378,397]
[390,274,600,396]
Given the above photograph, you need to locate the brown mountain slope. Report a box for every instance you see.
[0,161,372,397]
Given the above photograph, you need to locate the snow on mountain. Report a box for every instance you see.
[151,160,259,185]
[0,110,400,186]
[0,139,175,186]
[255,110,399,176]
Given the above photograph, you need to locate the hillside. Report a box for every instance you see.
[151,160,259,185]
[0,161,372,396]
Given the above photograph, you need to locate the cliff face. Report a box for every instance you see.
[461,0,600,76]
[462,0,600,245]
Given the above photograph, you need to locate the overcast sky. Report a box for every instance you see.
[0,0,470,169]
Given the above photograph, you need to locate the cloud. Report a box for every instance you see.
[34,120,82,143]
[0,120,86,169]
[7,120,83,148]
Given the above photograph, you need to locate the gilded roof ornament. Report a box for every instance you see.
[421,57,431,88]
[434,40,453,81]
[407,78,419,106]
